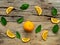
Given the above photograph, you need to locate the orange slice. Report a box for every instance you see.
[21,38,30,43]
[51,18,60,24]
[35,6,42,15]
[6,6,14,14]
[42,30,48,41]
[6,29,15,38]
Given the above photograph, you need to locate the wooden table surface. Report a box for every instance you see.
[0,0,60,45]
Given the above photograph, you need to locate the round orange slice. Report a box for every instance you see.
[35,6,42,15]
[42,30,48,41]
[6,29,15,38]
[21,38,30,43]
[51,18,60,24]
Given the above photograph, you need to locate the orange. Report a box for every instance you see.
[23,21,34,32]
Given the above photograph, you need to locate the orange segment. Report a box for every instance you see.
[6,29,15,38]
[42,30,48,41]
[35,6,42,15]
[21,38,30,43]
[51,18,60,24]
[6,6,14,14]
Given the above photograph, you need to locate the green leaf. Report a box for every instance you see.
[1,17,7,26]
[35,25,42,33]
[17,17,24,24]
[52,24,59,34]
[51,7,57,16]
[20,3,29,10]
[16,31,21,39]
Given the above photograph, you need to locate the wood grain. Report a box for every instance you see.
[0,0,60,45]
[0,22,60,45]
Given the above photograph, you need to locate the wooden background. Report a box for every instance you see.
[0,0,60,45]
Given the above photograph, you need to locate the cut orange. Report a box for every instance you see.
[42,30,48,41]
[35,6,42,15]
[6,29,15,38]
[6,6,14,14]
[51,18,60,24]
[21,38,30,43]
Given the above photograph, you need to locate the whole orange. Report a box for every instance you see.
[23,21,35,32]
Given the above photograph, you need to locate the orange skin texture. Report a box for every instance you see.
[23,21,35,32]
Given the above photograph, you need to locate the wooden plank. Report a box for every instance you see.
[0,0,60,45]
[0,22,60,45]
[0,8,60,17]
[0,0,60,22]
[0,15,60,22]
[0,0,60,17]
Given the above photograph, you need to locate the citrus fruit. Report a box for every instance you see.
[6,29,15,38]
[21,38,30,43]
[23,21,34,32]
[35,6,42,15]
[42,30,48,41]
[6,6,14,14]
[51,18,60,24]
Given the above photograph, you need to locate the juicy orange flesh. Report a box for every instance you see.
[6,7,14,14]
[37,7,42,14]
[53,18,58,22]
[42,30,48,40]
[43,32,48,39]
[22,38,30,42]
[8,31,14,36]
[7,30,15,38]
[35,6,42,15]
